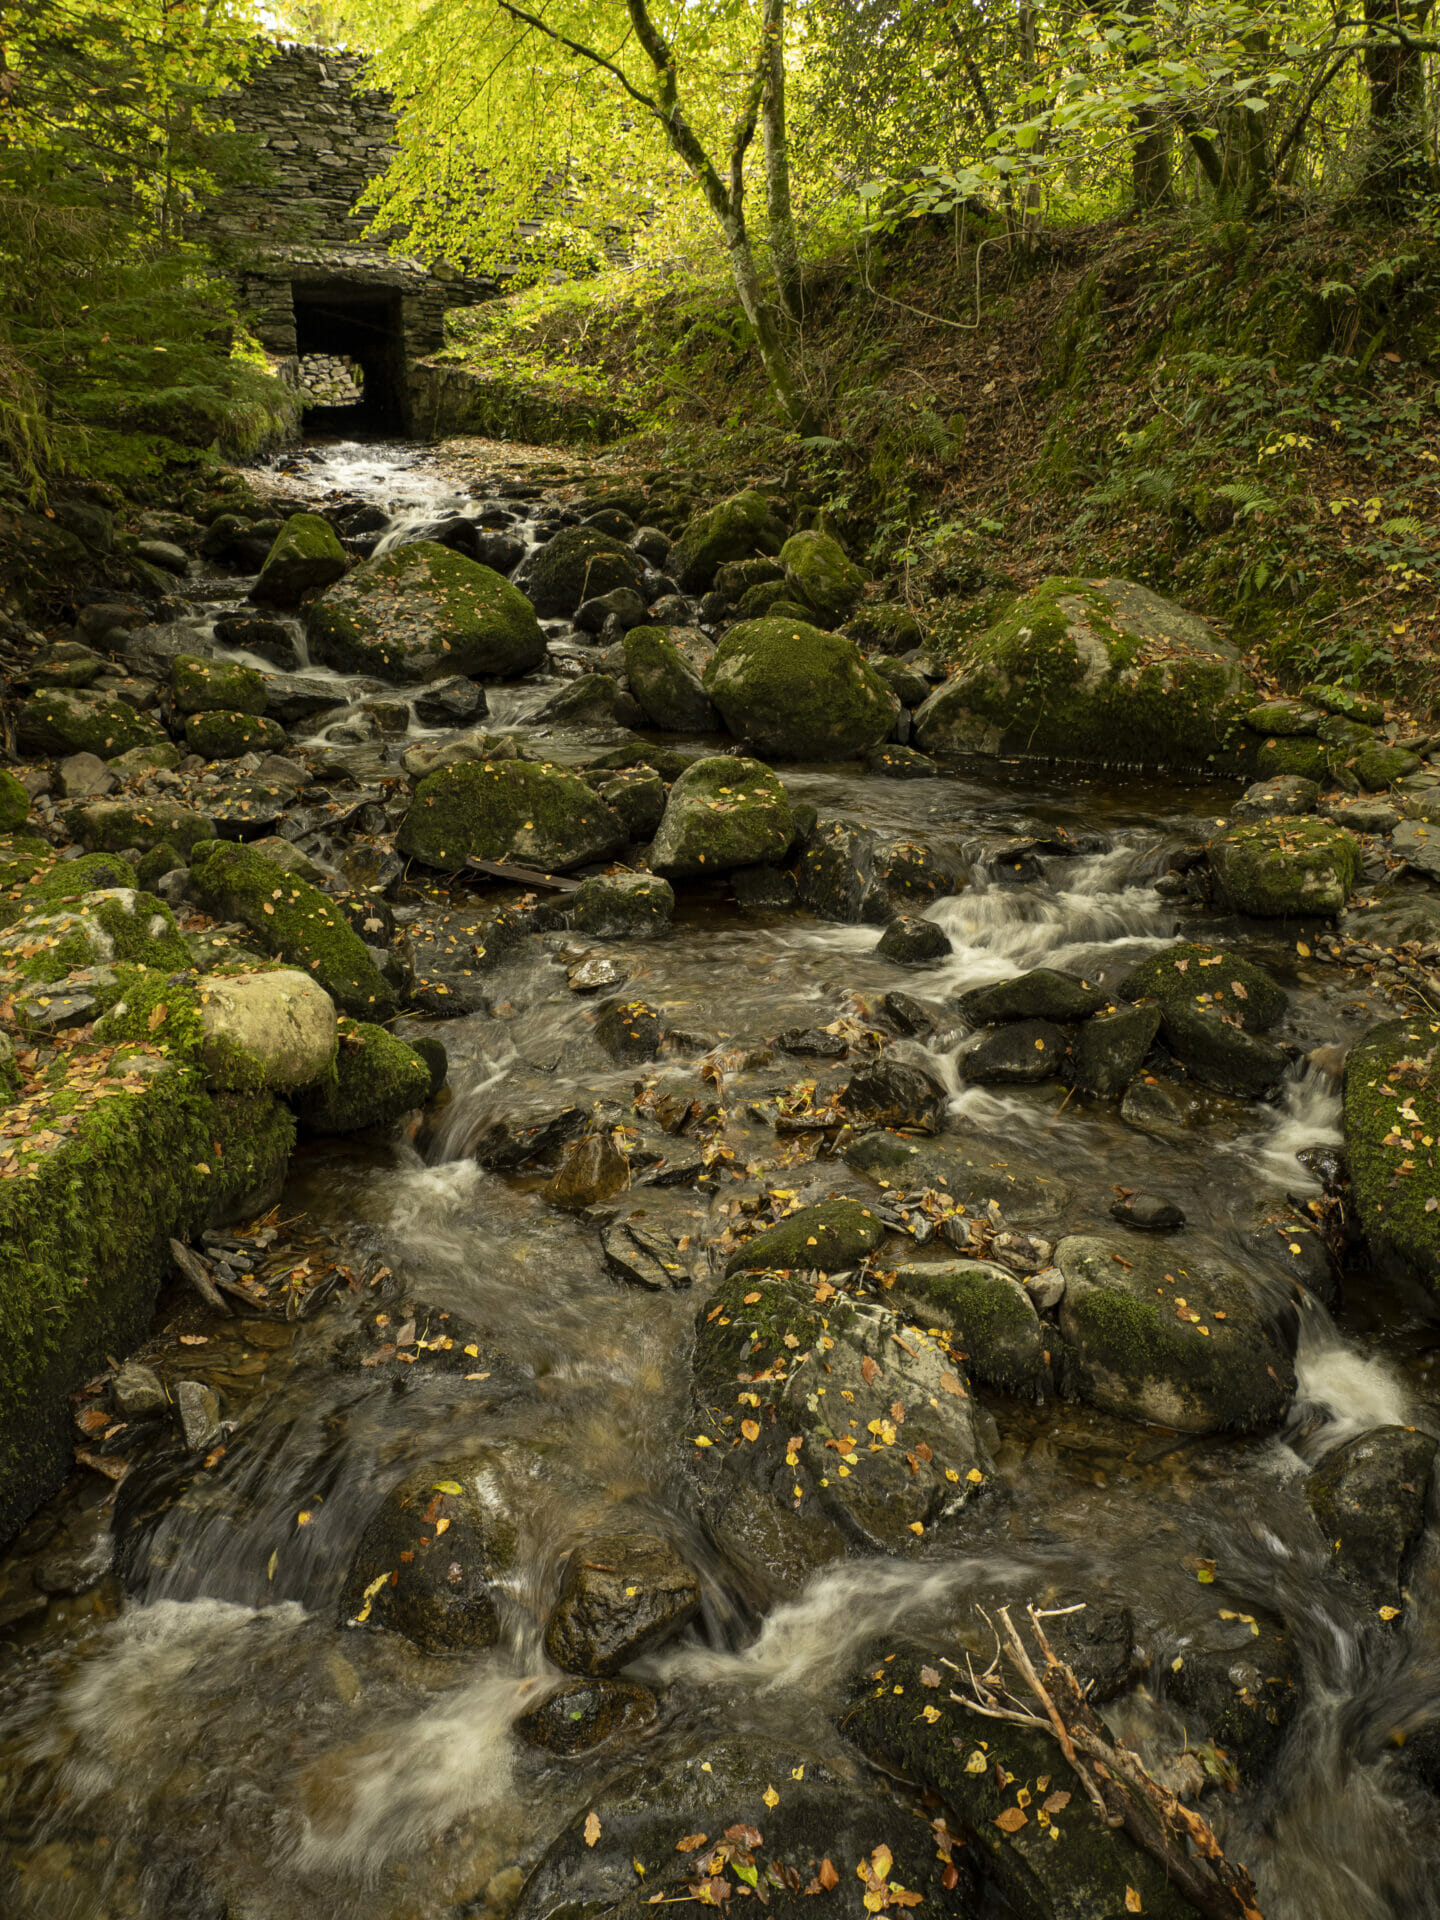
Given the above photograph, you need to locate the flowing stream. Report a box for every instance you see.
[4,440,1440,1920]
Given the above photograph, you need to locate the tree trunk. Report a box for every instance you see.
[1364,0,1434,202]
[722,208,816,431]
[1131,107,1173,207]
[760,0,802,323]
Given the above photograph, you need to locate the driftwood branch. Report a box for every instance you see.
[950,1604,1264,1920]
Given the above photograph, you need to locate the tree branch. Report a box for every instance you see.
[492,0,660,118]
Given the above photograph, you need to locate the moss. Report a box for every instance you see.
[66,798,215,857]
[1247,700,1320,736]
[0,888,191,986]
[1256,735,1328,781]
[308,540,546,681]
[297,1019,432,1133]
[1303,683,1386,725]
[136,842,185,889]
[249,511,348,607]
[914,575,1257,774]
[397,756,627,873]
[649,754,795,877]
[1210,816,1361,917]
[780,530,867,625]
[622,627,718,732]
[1343,1020,1440,1294]
[188,840,396,1019]
[703,618,899,761]
[1119,941,1287,1030]
[17,688,169,760]
[1353,743,1422,790]
[0,769,30,833]
[723,1197,887,1277]
[0,835,54,893]
[669,490,780,591]
[844,603,924,652]
[523,525,646,616]
[184,709,288,759]
[23,852,138,904]
[893,1261,1043,1388]
[172,653,269,716]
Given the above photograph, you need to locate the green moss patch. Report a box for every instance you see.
[397,756,627,873]
[704,619,899,761]
[1210,815,1360,917]
[1119,941,1287,1030]
[309,540,546,681]
[184,709,288,759]
[1343,1019,1440,1294]
[173,653,269,716]
[297,1019,431,1133]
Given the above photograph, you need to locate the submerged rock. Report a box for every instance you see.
[841,1053,948,1131]
[543,1531,702,1675]
[514,1677,657,1755]
[845,1130,1072,1226]
[339,1462,515,1653]
[961,1020,1070,1085]
[543,1129,631,1210]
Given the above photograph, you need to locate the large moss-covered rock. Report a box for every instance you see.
[17,687,168,760]
[522,525,644,616]
[724,1197,888,1276]
[1118,941,1287,1030]
[249,511,348,606]
[687,1271,993,1587]
[845,1130,1072,1225]
[197,968,337,1092]
[308,540,545,681]
[649,754,794,877]
[296,1019,431,1132]
[780,529,866,625]
[0,768,30,833]
[668,489,781,591]
[17,851,137,907]
[67,797,214,857]
[1056,1233,1295,1432]
[841,1647,1193,1920]
[184,709,288,759]
[1256,735,1328,782]
[172,653,268,716]
[396,757,627,873]
[570,870,675,939]
[338,1461,515,1652]
[188,840,396,1018]
[1210,816,1361,917]
[914,577,1255,772]
[703,619,899,761]
[891,1260,1045,1388]
[0,887,191,986]
[622,626,719,731]
[1343,1018,1440,1292]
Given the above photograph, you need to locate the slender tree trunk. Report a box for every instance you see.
[722,208,815,430]
[760,0,802,323]
[1131,107,1173,207]
[1364,0,1434,202]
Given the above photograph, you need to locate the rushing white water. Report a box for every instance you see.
[1289,1309,1414,1452]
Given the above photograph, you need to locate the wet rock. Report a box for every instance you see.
[845,1130,1073,1226]
[523,525,646,615]
[1163,1612,1300,1782]
[890,1261,1045,1389]
[1046,1597,1135,1702]
[914,577,1253,773]
[1244,1217,1338,1309]
[112,1360,167,1419]
[602,1221,691,1289]
[212,612,295,665]
[794,819,887,924]
[841,1647,1192,1920]
[297,1021,431,1133]
[593,767,667,840]
[198,968,337,1092]
[476,1105,590,1173]
[866,742,939,778]
[309,541,546,681]
[544,1532,702,1675]
[1119,941,1287,1031]
[649,755,794,878]
[514,1677,658,1755]
[724,1197,888,1276]
[1343,1019,1440,1292]
[841,1054,948,1132]
[960,1019,1070,1085]
[594,997,663,1063]
[880,990,936,1037]
[1390,819,1440,881]
[531,673,644,732]
[412,675,487,726]
[1304,1425,1438,1605]
[732,864,797,911]
[1056,1232,1295,1433]
[249,512,348,606]
[174,1380,221,1452]
[622,627,719,731]
[569,954,629,993]
[1230,774,1320,823]
[875,914,951,965]
[1119,1073,1249,1144]
[774,1026,848,1059]
[397,757,626,874]
[571,871,675,940]
[544,1129,631,1210]
[690,1272,993,1580]
[405,902,532,1013]
[704,618,898,760]
[1109,1191,1186,1230]
[958,968,1107,1024]
[1159,1003,1288,1096]
[1072,1002,1160,1097]
[1210,816,1361,917]
[339,1462,515,1652]
[513,1735,959,1920]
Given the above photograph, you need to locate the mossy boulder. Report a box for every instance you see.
[338,1460,516,1652]
[1303,682,1385,725]
[184,709,288,760]
[1118,941,1287,1030]
[649,754,794,878]
[1210,816,1361,917]
[0,887,191,987]
[522,525,645,616]
[891,1260,1045,1388]
[135,842,186,889]
[780,529,867,625]
[1353,743,1422,790]
[172,653,268,716]
[396,757,627,873]
[570,870,675,940]
[308,540,546,681]
[20,851,137,907]
[196,969,337,1092]
[703,619,899,761]
[668,489,782,591]
[1246,699,1321,736]
[844,603,924,653]
[914,576,1256,772]
[17,687,168,760]
[724,1196,888,1276]
[1343,1018,1440,1293]
[249,511,348,607]
[688,1271,993,1584]
[622,627,719,732]
[67,797,214,857]
[188,840,396,1018]
[841,1647,1193,1920]
[1256,735,1328,782]
[1056,1232,1295,1432]
[296,1019,431,1132]
[845,1129,1072,1226]
[0,769,30,833]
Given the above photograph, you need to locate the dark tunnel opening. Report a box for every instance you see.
[291,281,407,435]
